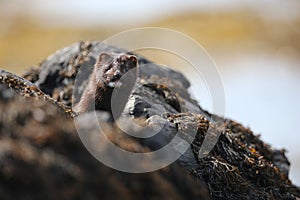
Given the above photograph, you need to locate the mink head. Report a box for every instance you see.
[94,52,138,87]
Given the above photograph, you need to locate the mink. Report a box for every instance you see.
[74,52,138,116]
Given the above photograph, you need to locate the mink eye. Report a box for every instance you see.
[103,64,112,72]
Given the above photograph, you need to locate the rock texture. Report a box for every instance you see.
[0,41,299,199]
[0,85,209,200]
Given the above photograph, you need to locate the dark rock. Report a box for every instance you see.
[0,83,209,200]
[26,41,190,107]
[0,41,298,199]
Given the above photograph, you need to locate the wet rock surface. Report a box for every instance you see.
[0,41,299,199]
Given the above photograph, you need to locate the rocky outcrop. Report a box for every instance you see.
[0,41,299,199]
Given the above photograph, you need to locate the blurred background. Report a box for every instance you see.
[0,0,299,185]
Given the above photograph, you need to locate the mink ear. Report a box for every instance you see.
[128,55,138,69]
[97,53,113,65]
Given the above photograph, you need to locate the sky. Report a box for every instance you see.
[0,0,299,27]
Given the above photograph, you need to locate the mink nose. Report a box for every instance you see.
[112,72,122,81]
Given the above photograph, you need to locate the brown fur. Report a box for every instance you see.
[74,52,138,114]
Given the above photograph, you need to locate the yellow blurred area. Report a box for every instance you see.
[0,17,117,73]
[154,12,299,51]
[1,11,299,74]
